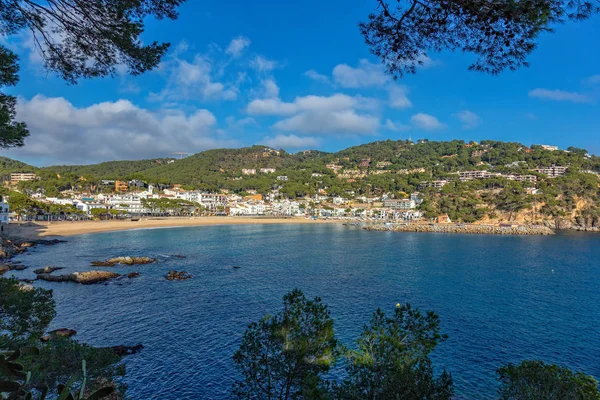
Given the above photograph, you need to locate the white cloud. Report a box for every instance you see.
[250,55,278,73]
[453,110,481,129]
[304,70,330,84]
[385,119,411,132]
[247,93,376,116]
[149,54,238,102]
[119,82,141,94]
[525,112,537,120]
[416,54,438,69]
[225,36,251,58]
[410,113,446,130]
[262,134,320,149]
[333,59,388,88]
[388,85,412,109]
[273,109,379,135]
[8,95,237,165]
[528,88,591,103]
[584,75,600,85]
[225,116,257,131]
[262,79,280,99]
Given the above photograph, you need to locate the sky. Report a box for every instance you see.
[2,0,600,166]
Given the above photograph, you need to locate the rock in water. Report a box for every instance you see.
[166,270,193,281]
[127,272,141,278]
[37,271,120,285]
[73,271,120,284]
[41,328,77,342]
[110,344,144,356]
[95,256,157,266]
[91,260,116,267]
[33,266,64,274]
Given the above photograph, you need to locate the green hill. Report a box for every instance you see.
[0,156,38,176]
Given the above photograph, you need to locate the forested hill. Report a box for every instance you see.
[1,140,598,184]
[46,158,174,180]
[1,140,598,181]
[2,140,600,227]
[0,156,38,176]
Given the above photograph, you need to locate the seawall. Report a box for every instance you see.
[363,223,555,236]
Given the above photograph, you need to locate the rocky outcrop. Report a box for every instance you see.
[364,223,555,236]
[127,272,140,278]
[0,263,27,275]
[166,270,193,281]
[41,328,77,342]
[1,237,66,260]
[33,266,64,275]
[91,256,156,267]
[37,271,120,285]
[110,344,144,356]
[91,260,116,267]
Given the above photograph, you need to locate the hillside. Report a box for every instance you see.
[0,156,38,176]
[44,158,173,179]
[2,139,600,228]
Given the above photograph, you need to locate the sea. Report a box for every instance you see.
[9,224,600,399]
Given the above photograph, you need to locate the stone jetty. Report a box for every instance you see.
[363,223,554,236]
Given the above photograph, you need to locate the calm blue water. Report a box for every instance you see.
[9,224,600,399]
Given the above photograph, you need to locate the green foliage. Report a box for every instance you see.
[0,46,28,149]
[0,278,56,348]
[498,360,600,400]
[22,338,125,397]
[0,349,116,400]
[232,289,338,399]
[336,304,453,400]
[0,277,125,398]
[1,0,186,84]
[361,0,599,77]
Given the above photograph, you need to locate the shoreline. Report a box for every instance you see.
[6,217,341,239]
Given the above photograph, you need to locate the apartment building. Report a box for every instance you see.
[383,199,416,210]
[536,165,568,178]
[10,172,37,184]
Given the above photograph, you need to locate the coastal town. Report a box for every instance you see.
[2,172,428,222]
[1,140,598,233]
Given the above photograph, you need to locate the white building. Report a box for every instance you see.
[277,175,289,181]
[271,200,301,216]
[0,196,9,224]
[410,192,423,205]
[383,199,416,210]
[419,180,448,189]
[536,165,568,178]
[106,194,145,214]
[539,145,559,151]
[332,196,348,205]
[242,169,257,175]
[260,168,276,173]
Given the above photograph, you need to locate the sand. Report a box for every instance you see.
[7,217,340,239]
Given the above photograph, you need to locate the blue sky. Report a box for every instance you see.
[3,0,600,165]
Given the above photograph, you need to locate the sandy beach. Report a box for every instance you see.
[7,217,340,239]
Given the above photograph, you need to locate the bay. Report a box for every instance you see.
[11,224,600,399]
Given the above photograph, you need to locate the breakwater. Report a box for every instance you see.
[363,223,555,235]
